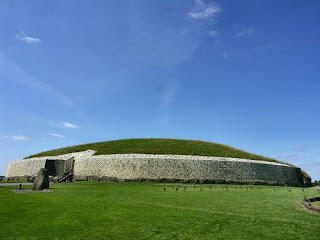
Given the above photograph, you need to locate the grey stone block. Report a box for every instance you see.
[32,168,49,190]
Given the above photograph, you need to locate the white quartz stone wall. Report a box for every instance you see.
[5,150,95,177]
[6,158,47,177]
[5,150,303,186]
[73,154,302,186]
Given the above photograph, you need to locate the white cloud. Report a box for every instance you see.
[235,28,255,38]
[62,122,79,129]
[50,121,79,129]
[188,1,222,20]
[195,0,205,7]
[16,32,41,44]
[3,134,29,141]
[48,133,65,138]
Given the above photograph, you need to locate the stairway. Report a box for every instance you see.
[58,172,74,183]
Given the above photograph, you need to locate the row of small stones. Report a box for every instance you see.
[74,176,297,186]
[5,175,294,186]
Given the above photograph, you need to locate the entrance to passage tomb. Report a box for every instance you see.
[45,160,65,176]
[44,157,75,182]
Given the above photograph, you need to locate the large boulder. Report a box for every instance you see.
[32,168,49,190]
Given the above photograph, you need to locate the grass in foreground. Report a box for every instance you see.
[0,182,319,240]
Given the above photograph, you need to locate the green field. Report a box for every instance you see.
[0,182,319,240]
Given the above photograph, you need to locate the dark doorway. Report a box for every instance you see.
[45,160,65,177]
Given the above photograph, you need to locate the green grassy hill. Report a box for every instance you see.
[26,138,277,161]
[25,138,311,181]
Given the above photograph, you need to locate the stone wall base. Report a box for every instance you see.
[73,175,294,186]
[4,176,35,182]
[4,175,302,186]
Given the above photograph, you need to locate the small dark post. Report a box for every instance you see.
[210,185,211,189]
[164,187,166,192]
[274,187,276,191]
[184,186,187,191]
[176,187,178,191]
[19,183,22,190]
[194,184,196,188]
[222,186,224,190]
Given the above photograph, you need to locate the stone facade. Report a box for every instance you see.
[5,150,304,186]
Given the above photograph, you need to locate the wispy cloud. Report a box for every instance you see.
[0,53,76,108]
[162,84,177,107]
[50,121,79,129]
[188,1,222,40]
[16,32,41,44]
[62,122,79,129]
[48,133,65,138]
[3,134,29,141]
[157,81,179,130]
[208,30,220,38]
[188,0,222,20]
[235,28,255,38]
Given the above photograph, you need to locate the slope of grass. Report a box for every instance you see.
[0,182,319,240]
[26,138,277,162]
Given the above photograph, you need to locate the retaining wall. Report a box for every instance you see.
[5,150,304,186]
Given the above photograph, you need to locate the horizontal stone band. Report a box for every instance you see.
[5,150,303,186]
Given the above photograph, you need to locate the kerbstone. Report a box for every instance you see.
[32,168,49,190]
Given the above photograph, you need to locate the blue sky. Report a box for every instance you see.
[1,0,319,179]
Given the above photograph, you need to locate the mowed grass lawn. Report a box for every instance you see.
[0,183,319,240]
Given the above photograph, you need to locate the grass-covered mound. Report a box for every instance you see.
[25,138,312,181]
[26,138,277,162]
